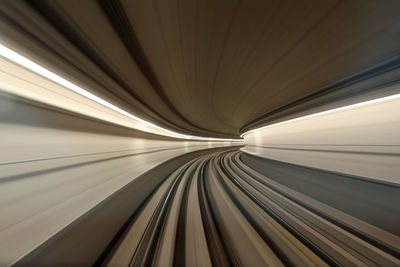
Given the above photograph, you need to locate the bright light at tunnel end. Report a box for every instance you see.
[0,44,242,142]
[240,91,400,138]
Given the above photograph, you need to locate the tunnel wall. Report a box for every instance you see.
[0,92,238,266]
[242,87,400,185]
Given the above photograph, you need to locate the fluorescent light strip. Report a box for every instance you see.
[240,92,400,138]
[0,44,241,142]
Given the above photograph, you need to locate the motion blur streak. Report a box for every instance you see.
[0,92,238,265]
[14,150,400,266]
[241,91,400,138]
[243,89,400,184]
[1,0,400,266]
[0,44,241,142]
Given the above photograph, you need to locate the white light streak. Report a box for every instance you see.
[240,92,400,138]
[0,44,241,142]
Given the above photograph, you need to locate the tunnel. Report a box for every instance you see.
[0,0,400,266]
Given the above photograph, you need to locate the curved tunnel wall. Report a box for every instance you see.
[242,88,400,185]
[1,64,399,266]
[0,91,238,265]
[0,0,400,265]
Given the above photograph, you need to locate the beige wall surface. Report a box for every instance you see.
[0,93,237,266]
[243,90,400,184]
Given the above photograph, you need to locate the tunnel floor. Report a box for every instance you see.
[99,150,400,266]
[16,149,400,266]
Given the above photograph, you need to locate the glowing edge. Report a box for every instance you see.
[0,44,241,142]
[240,91,400,138]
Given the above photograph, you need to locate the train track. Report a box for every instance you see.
[101,149,400,267]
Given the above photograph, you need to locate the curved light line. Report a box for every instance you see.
[240,91,400,138]
[0,44,242,142]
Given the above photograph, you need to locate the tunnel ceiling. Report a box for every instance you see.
[16,0,400,138]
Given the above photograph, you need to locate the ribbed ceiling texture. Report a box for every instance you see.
[19,0,400,138]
